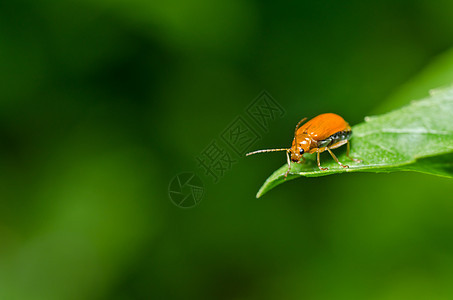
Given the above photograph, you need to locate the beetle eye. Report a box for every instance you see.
[299,149,304,155]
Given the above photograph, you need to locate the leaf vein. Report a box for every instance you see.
[355,128,452,137]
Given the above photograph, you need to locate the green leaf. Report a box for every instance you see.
[255,86,453,198]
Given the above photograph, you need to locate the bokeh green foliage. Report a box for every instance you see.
[1,0,453,299]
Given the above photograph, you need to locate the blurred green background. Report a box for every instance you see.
[1,0,453,299]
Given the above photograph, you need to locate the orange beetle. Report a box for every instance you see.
[246,113,361,178]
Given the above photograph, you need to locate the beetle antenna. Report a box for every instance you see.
[246,148,290,156]
[294,117,307,136]
[293,117,307,147]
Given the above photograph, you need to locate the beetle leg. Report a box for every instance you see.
[317,151,328,171]
[284,150,291,179]
[346,141,362,163]
[326,147,348,168]
[297,155,306,164]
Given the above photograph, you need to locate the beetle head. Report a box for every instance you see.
[290,136,311,162]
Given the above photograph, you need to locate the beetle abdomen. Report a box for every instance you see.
[316,130,351,148]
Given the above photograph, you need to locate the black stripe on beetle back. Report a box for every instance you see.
[316,130,351,148]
